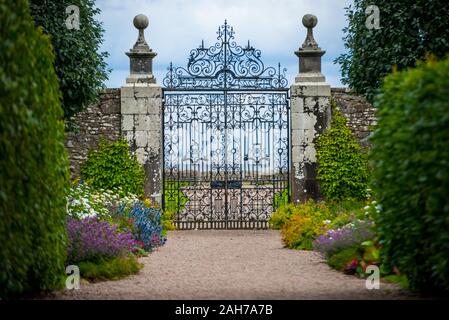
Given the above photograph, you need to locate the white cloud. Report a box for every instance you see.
[97,0,352,88]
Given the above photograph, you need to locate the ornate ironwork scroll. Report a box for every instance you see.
[162,22,290,229]
[163,21,288,90]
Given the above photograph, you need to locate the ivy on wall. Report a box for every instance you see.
[316,101,369,201]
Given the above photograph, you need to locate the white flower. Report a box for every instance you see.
[324,220,331,225]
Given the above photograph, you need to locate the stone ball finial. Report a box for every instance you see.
[302,14,318,29]
[133,14,149,30]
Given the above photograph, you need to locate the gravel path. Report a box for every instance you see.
[53,230,415,300]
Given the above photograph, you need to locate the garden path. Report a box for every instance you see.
[54,230,414,299]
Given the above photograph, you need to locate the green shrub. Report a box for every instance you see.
[78,255,142,282]
[327,246,363,271]
[280,201,335,250]
[269,203,296,229]
[0,0,69,298]
[383,275,410,291]
[273,188,289,209]
[316,101,369,201]
[164,181,189,213]
[370,56,449,293]
[81,139,145,197]
[161,210,176,237]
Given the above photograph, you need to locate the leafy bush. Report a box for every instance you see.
[327,246,363,272]
[0,0,69,298]
[316,101,369,201]
[81,139,145,197]
[269,203,296,229]
[280,201,335,250]
[78,256,142,282]
[327,241,382,277]
[164,181,189,213]
[323,200,370,229]
[67,218,138,264]
[313,220,375,257]
[161,210,176,236]
[29,0,109,119]
[335,0,449,102]
[370,56,449,293]
[383,274,409,291]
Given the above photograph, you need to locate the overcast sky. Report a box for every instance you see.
[96,0,352,88]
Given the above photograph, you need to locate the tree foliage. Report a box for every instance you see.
[0,0,69,298]
[370,56,449,293]
[29,0,109,119]
[335,0,449,102]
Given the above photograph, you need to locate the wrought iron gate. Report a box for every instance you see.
[162,21,290,229]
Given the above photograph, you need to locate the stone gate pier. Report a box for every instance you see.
[120,14,163,204]
[290,14,332,203]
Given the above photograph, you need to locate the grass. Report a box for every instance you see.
[164,181,189,213]
[383,274,409,290]
[161,209,176,236]
[78,255,143,282]
[273,188,289,210]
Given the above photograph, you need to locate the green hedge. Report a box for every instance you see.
[81,139,145,197]
[371,56,449,293]
[316,101,369,201]
[0,0,69,298]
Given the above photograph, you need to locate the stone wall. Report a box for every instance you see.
[65,89,121,177]
[331,88,377,147]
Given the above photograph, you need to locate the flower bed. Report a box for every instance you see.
[67,217,137,264]
[65,183,167,281]
[313,219,374,257]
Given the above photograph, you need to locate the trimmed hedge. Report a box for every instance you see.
[371,56,449,293]
[81,139,145,197]
[0,0,69,298]
[316,101,369,201]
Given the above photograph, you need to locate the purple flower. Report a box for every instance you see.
[66,217,137,263]
[313,220,374,257]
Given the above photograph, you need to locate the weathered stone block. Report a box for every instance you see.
[291,83,331,97]
[122,115,134,131]
[135,147,147,164]
[135,130,149,148]
[290,97,304,114]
